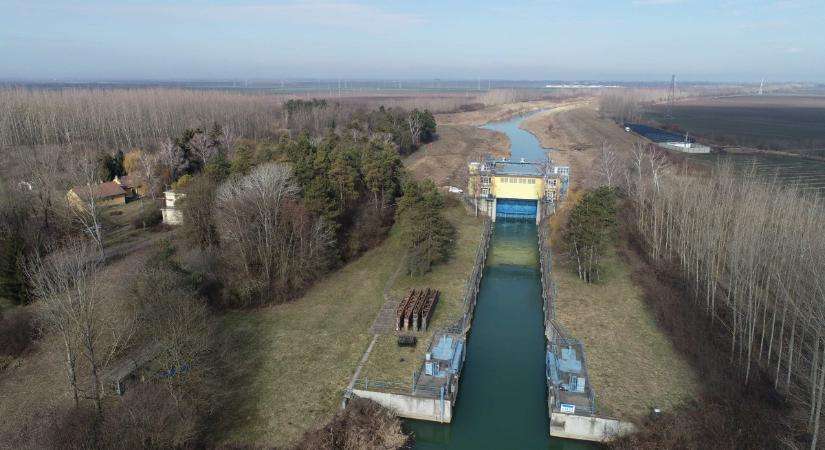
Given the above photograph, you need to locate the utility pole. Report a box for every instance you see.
[665,74,676,119]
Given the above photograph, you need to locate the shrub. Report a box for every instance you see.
[132,204,163,229]
[0,308,37,357]
[292,398,409,450]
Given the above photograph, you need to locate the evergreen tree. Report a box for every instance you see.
[0,235,27,304]
[230,142,255,175]
[362,141,402,211]
[396,179,456,275]
[204,153,231,182]
[564,186,617,283]
[112,149,125,177]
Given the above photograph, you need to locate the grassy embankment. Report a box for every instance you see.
[525,104,699,421]
[545,197,697,420]
[210,202,483,448]
[358,204,483,384]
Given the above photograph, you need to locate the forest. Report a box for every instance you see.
[593,140,825,449]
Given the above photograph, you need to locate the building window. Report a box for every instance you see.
[546,190,555,201]
[481,188,490,196]
[529,179,535,184]
[481,176,491,185]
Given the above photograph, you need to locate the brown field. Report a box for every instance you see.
[520,100,647,191]
[436,98,584,126]
[404,124,509,188]
[646,95,825,155]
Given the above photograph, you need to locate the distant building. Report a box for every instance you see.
[114,175,147,198]
[161,191,185,225]
[66,181,127,208]
[625,123,711,154]
[467,157,569,223]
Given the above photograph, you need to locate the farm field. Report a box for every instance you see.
[681,151,825,193]
[645,95,825,155]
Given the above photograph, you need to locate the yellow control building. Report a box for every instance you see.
[467,159,568,222]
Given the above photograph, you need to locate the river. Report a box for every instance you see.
[406,114,598,450]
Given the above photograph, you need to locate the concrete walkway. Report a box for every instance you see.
[346,333,378,393]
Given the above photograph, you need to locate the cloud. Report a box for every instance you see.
[3,1,425,29]
[784,46,804,54]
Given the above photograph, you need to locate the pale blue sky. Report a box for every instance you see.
[1,0,823,81]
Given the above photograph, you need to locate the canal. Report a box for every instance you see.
[407,114,598,449]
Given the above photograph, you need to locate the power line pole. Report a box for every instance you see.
[666,74,676,119]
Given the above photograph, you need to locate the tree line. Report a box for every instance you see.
[610,141,825,449]
[0,86,535,153]
[175,107,446,306]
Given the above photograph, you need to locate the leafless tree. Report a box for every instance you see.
[624,155,825,449]
[189,131,216,166]
[26,239,133,414]
[406,112,423,146]
[214,163,332,303]
[596,141,619,188]
[66,150,107,252]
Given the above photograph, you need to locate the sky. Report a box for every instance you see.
[1,0,823,82]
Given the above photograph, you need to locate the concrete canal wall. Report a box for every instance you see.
[550,413,635,442]
[352,389,453,423]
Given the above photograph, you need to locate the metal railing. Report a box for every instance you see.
[538,217,598,416]
[352,217,493,401]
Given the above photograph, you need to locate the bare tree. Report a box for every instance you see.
[596,141,619,188]
[189,131,216,166]
[137,149,161,200]
[214,163,332,303]
[67,150,107,252]
[406,111,423,146]
[26,239,133,414]
[158,138,178,185]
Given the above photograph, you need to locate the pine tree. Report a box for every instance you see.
[397,180,456,275]
[564,186,617,283]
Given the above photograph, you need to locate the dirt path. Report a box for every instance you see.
[520,101,648,191]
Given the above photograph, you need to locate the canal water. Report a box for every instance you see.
[407,114,597,449]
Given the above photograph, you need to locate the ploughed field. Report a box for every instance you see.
[645,95,825,156]
[683,152,825,193]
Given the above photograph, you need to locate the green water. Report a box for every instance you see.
[406,115,597,449]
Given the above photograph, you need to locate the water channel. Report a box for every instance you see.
[407,114,598,449]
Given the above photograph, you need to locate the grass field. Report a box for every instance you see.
[209,202,483,448]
